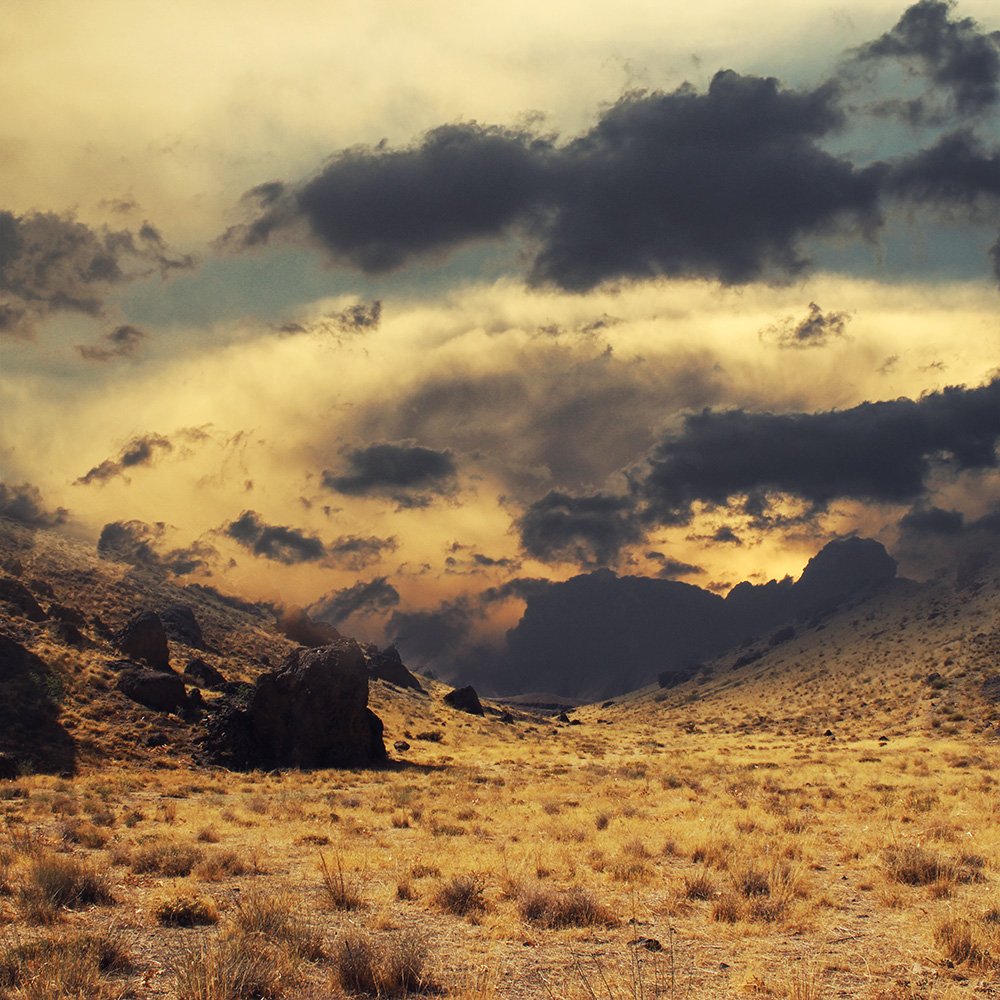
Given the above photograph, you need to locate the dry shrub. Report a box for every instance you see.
[734,865,771,898]
[194,850,249,882]
[683,869,717,901]
[60,819,110,849]
[130,840,205,877]
[318,853,362,911]
[712,891,741,923]
[234,891,324,961]
[934,917,1000,970]
[173,934,287,1000]
[333,930,431,996]
[435,875,487,917]
[20,853,114,922]
[518,886,616,928]
[157,892,220,927]
[0,926,133,998]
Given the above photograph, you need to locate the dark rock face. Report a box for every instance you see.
[184,658,227,689]
[161,605,204,649]
[443,685,484,716]
[364,645,424,693]
[793,538,897,613]
[0,752,19,780]
[116,668,188,713]
[0,578,47,622]
[48,620,87,648]
[114,612,169,670]
[204,640,386,769]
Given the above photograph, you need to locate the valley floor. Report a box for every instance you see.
[2,714,999,999]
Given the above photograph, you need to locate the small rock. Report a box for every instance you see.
[48,620,87,648]
[557,712,571,724]
[823,729,834,737]
[393,740,411,753]
[629,938,663,953]
[498,712,514,724]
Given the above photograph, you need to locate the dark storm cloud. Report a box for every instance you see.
[387,597,480,667]
[326,534,398,570]
[898,504,966,534]
[309,577,400,626]
[222,124,553,270]
[0,210,194,338]
[517,490,644,567]
[76,433,173,485]
[224,510,327,564]
[638,378,1000,524]
[760,302,852,349]
[77,324,148,362]
[227,72,889,291]
[322,442,458,506]
[887,130,1000,208]
[97,520,217,575]
[0,482,68,528]
[478,576,553,605]
[645,552,706,578]
[852,0,1000,117]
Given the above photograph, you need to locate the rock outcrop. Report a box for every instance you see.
[114,611,170,670]
[203,639,386,769]
[0,578,47,622]
[443,685,484,716]
[161,605,204,649]
[184,658,227,689]
[364,644,424,693]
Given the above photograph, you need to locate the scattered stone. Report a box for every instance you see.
[204,639,386,769]
[161,605,204,649]
[569,718,582,726]
[498,711,514,724]
[184,658,227,689]
[443,685,484,716]
[601,700,615,708]
[393,740,411,753]
[48,620,87,648]
[0,577,47,622]
[114,611,169,670]
[629,938,663,952]
[116,668,188,713]
[557,712,571,724]
[363,644,425,693]
[823,729,834,737]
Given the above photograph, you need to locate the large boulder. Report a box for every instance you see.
[114,611,170,670]
[364,645,425,693]
[160,605,204,649]
[0,578,47,622]
[116,668,188,713]
[204,639,385,769]
[443,685,484,716]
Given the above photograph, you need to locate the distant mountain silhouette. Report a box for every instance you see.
[495,537,897,699]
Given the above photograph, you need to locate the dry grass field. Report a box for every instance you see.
[1,520,999,999]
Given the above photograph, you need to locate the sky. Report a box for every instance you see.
[2,0,999,684]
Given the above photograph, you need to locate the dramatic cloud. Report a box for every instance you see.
[322,442,458,507]
[0,210,193,338]
[0,482,68,528]
[224,510,327,564]
[222,124,552,270]
[326,534,398,570]
[760,302,852,349]
[645,552,706,578]
[387,597,480,668]
[478,577,553,605]
[898,503,966,535]
[227,71,890,291]
[517,490,643,566]
[852,0,1000,118]
[309,577,400,626]
[77,324,148,362]
[638,378,1000,524]
[76,433,173,485]
[97,519,217,575]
